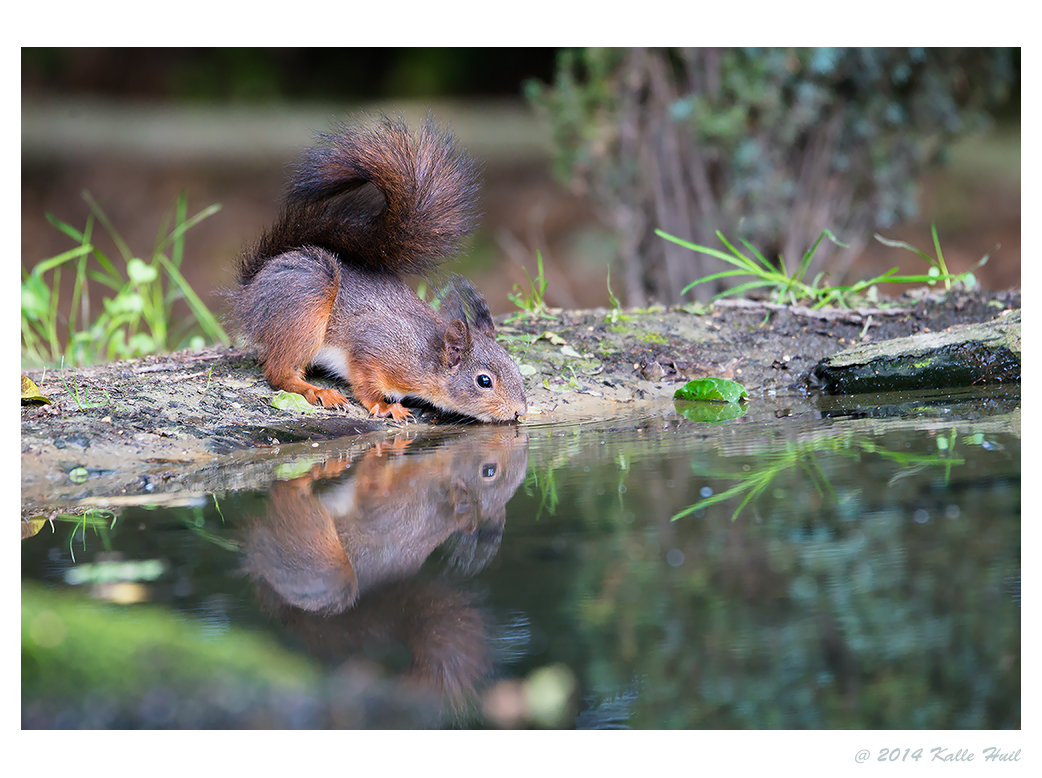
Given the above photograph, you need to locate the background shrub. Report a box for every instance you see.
[527,47,1015,304]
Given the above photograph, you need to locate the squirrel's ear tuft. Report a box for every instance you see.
[441,277,496,337]
[442,319,471,370]
[467,293,496,337]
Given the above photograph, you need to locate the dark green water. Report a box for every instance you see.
[21,398,1020,729]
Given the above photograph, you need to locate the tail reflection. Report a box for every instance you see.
[241,427,528,717]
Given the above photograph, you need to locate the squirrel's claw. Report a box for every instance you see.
[311,387,351,408]
[369,401,413,421]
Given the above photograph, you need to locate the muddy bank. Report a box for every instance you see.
[20,287,1020,513]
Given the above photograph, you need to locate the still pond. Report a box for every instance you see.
[21,391,1020,729]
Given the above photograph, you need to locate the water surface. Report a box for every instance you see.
[21,394,1021,729]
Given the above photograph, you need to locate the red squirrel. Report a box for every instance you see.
[233,116,528,422]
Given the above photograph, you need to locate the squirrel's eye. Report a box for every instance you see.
[476,374,493,389]
[481,463,497,478]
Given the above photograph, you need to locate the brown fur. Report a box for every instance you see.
[232,116,526,422]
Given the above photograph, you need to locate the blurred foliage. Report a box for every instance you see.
[22,191,226,368]
[526,47,1016,305]
[21,47,558,102]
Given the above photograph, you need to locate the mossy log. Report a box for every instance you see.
[811,309,1020,394]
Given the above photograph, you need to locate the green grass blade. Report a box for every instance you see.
[171,192,188,269]
[88,245,123,286]
[82,191,133,263]
[671,479,755,521]
[156,254,229,344]
[30,245,94,276]
[138,268,167,351]
[823,229,850,250]
[792,231,827,284]
[69,253,88,335]
[680,269,755,295]
[47,266,63,361]
[798,453,837,503]
[738,236,777,273]
[47,205,120,285]
[873,233,935,265]
[830,268,900,298]
[85,269,127,293]
[715,231,754,266]
[712,280,777,299]
[930,224,951,289]
[931,224,947,274]
[158,202,222,254]
[730,483,762,521]
[21,319,49,366]
[148,212,171,351]
[869,272,963,284]
[655,229,757,268]
[45,213,88,243]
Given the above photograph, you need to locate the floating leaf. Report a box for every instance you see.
[68,467,89,484]
[674,377,749,403]
[271,390,317,413]
[21,376,52,404]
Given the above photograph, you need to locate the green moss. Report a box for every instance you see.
[636,331,669,345]
[22,583,320,699]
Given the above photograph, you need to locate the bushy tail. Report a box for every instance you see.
[240,115,480,284]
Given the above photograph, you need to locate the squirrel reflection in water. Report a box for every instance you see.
[241,427,528,714]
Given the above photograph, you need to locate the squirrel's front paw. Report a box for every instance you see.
[310,387,351,408]
[368,401,413,421]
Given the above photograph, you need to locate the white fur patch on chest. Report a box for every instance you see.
[311,345,352,381]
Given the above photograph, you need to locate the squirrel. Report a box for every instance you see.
[232,115,528,423]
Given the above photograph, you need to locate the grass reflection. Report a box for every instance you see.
[672,431,970,522]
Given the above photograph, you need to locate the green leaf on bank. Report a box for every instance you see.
[271,390,317,413]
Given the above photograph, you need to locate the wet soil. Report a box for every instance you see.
[20,287,1020,514]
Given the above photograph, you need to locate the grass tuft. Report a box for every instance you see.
[657,224,983,309]
[507,251,553,320]
[22,191,227,368]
